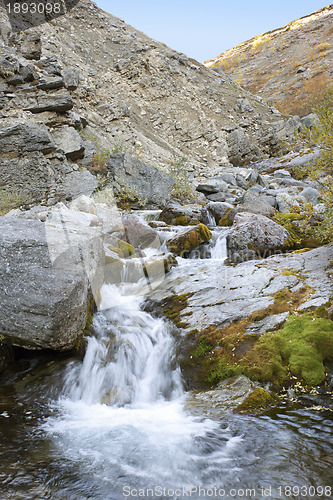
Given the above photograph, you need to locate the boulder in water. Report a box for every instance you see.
[158,200,207,225]
[122,213,159,249]
[226,212,293,263]
[166,223,212,257]
[0,217,104,350]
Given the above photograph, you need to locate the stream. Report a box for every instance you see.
[1,214,332,500]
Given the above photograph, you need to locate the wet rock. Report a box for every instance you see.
[226,213,292,263]
[0,336,13,374]
[122,213,159,248]
[107,154,174,209]
[143,255,177,281]
[206,201,235,225]
[0,217,104,350]
[166,224,212,257]
[235,388,277,413]
[158,200,206,225]
[149,245,333,334]
[244,312,289,336]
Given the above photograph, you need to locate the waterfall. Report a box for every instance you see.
[63,284,183,406]
[210,232,228,260]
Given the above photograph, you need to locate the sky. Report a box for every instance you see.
[95,1,331,62]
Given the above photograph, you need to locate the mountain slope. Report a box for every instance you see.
[205,5,333,116]
[0,0,295,183]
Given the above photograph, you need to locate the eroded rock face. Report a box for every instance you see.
[0,217,104,350]
[107,154,174,209]
[149,245,333,333]
[226,212,292,263]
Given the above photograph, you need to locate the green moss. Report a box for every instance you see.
[218,208,233,227]
[207,358,241,384]
[242,314,333,387]
[175,215,190,226]
[161,293,194,328]
[118,240,136,257]
[108,246,124,258]
[278,213,303,222]
[192,335,213,358]
[198,223,212,242]
[167,224,211,255]
[235,388,278,413]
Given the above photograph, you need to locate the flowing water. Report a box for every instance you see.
[1,220,333,499]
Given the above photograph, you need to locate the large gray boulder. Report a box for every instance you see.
[51,126,85,160]
[0,217,104,350]
[58,170,98,200]
[149,245,333,333]
[107,153,174,208]
[0,121,55,154]
[158,200,207,225]
[237,192,275,217]
[226,212,292,263]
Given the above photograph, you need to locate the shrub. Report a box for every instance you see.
[294,86,333,242]
[0,187,21,215]
[167,152,194,199]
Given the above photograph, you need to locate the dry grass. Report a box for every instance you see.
[277,73,332,117]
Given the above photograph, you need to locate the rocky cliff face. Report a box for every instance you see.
[0,0,297,209]
[205,5,333,116]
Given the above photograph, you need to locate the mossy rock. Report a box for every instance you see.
[143,255,177,279]
[108,246,124,258]
[118,239,136,257]
[218,208,234,227]
[175,215,190,226]
[235,388,278,413]
[167,224,212,256]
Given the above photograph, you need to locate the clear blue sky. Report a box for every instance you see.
[95,1,331,62]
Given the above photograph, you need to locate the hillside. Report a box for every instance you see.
[205,5,333,116]
[0,0,297,206]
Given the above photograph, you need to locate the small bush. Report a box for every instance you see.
[0,187,21,215]
[294,86,333,242]
[167,152,194,199]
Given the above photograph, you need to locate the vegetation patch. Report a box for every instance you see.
[235,388,278,413]
[160,293,194,329]
[183,287,332,391]
[167,152,195,200]
[292,86,333,243]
